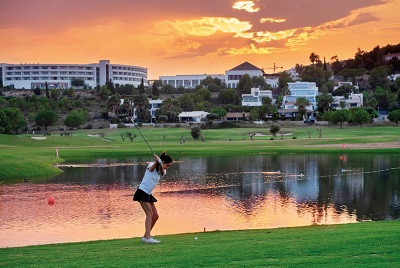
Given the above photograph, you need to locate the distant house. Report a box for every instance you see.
[385,53,400,61]
[285,81,318,110]
[178,111,209,123]
[333,81,359,92]
[241,87,273,106]
[225,112,250,121]
[121,98,163,124]
[278,101,314,119]
[225,61,265,89]
[332,93,363,110]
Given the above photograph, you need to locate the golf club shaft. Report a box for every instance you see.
[132,118,155,155]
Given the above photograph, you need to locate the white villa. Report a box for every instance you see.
[332,93,364,110]
[285,81,319,110]
[241,88,273,106]
[333,81,359,92]
[178,111,209,123]
[279,101,314,119]
[0,60,148,89]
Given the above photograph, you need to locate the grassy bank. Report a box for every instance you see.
[1,221,399,267]
[1,125,400,182]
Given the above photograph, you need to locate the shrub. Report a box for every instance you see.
[191,126,202,140]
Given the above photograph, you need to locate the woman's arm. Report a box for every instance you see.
[149,154,164,174]
[148,158,158,172]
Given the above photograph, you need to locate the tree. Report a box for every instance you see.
[261,96,277,118]
[133,94,150,123]
[0,107,27,134]
[65,87,76,99]
[332,84,353,98]
[105,79,115,94]
[98,85,111,101]
[331,110,351,128]
[317,86,333,112]
[388,109,400,126]
[351,109,370,128]
[251,76,266,89]
[309,52,320,66]
[64,110,85,129]
[330,55,344,75]
[300,66,331,88]
[237,74,252,94]
[108,94,121,116]
[45,81,50,99]
[157,98,182,122]
[278,72,294,89]
[294,97,310,119]
[195,88,211,102]
[269,123,281,137]
[211,106,227,118]
[139,77,145,94]
[218,88,238,104]
[369,66,390,89]
[250,107,262,120]
[35,110,58,130]
[339,68,367,84]
[322,110,334,124]
[50,89,60,101]
[179,93,195,111]
[152,80,162,97]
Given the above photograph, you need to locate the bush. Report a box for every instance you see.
[269,123,281,137]
[84,124,94,129]
[191,126,202,140]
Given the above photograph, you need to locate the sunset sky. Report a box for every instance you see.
[1,0,399,79]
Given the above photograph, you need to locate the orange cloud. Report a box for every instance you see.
[232,1,260,13]
[260,18,286,23]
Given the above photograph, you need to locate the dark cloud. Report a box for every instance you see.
[348,12,381,27]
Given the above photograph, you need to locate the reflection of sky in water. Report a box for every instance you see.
[1,154,399,248]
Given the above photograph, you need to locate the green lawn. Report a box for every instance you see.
[1,125,400,182]
[1,126,400,267]
[1,221,399,267]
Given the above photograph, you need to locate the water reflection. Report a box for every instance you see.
[0,153,399,248]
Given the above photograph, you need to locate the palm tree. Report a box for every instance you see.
[133,94,150,122]
[309,53,319,66]
[295,97,310,119]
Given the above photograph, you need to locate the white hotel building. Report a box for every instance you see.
[0,60,147,89]
[160,61,269,89]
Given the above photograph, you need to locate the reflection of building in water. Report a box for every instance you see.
[333,172,364,203]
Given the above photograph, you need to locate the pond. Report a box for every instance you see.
[1,153,399,248]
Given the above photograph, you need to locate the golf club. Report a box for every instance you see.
[131,117,156,155]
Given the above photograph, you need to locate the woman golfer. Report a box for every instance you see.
[133,152,173,244]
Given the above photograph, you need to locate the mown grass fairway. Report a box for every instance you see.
[1,221,399,267]
[1,125,400,182]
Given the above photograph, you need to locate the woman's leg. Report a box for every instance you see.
[150,202,159,230]
[139,201,154,239]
